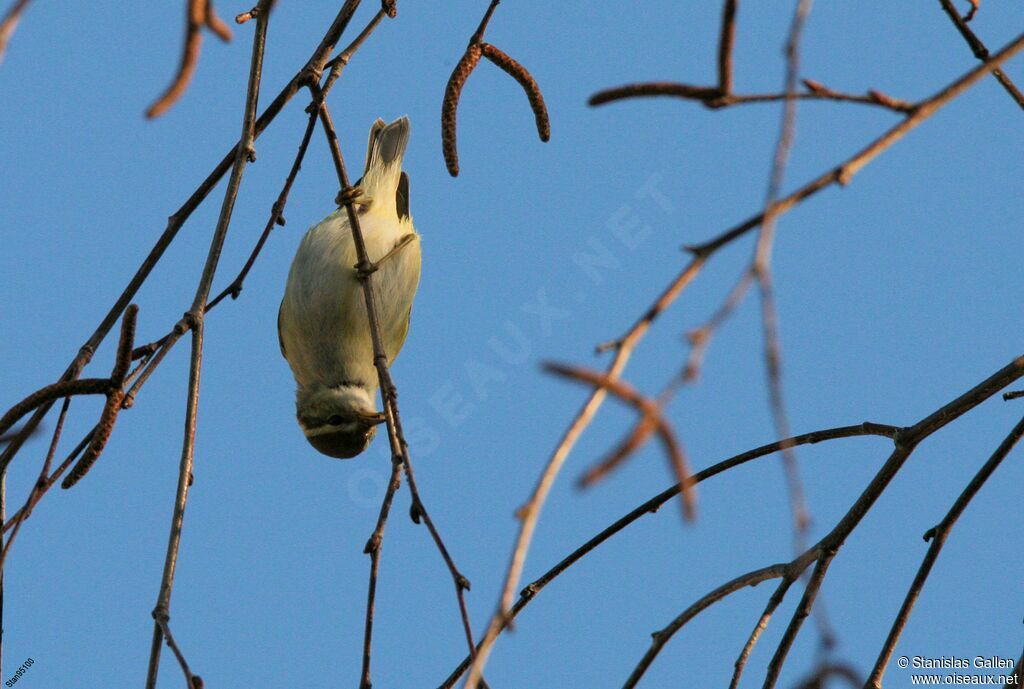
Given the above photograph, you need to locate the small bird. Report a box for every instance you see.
[278,116,421,458]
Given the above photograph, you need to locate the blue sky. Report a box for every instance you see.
[1,2,1023,688]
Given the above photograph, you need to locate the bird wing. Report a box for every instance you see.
[389,303,413,366]
[277,299,287,359]
[396,171,410,221]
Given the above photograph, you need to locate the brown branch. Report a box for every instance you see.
[0,0,366,477]
[762,548,834,688]
[752,0,814,620]
[463,32,1024,689]
[622,563,792,688]
[621,354,1024,689]
[0,379,111,439]
[0,0,30,65]
[866,412,1024,688]
[683,266,754,383]
[728,577,795,689]
[322,6,390,94]
[470,0,500,45]
[589,81,915,113]
[204,108,318,314]
[144,3,269,686]
[360,459,402,689]
[1004,390,1024,401]
[310,85,478,688]
[145,0,234,119]
[543,363,695,520]
[717,0,738,93]
[937,0,1024,109]
[437,421,899,689]
[153,610,204,689]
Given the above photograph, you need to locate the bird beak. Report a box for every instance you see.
[358,410,387,426]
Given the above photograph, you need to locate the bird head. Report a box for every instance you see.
[296,385,384,459]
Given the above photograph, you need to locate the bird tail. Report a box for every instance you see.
[361,116,409,208]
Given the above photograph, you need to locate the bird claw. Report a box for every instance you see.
[335,186,370,208]
[355,234,417,280]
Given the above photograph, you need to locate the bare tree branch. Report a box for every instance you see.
[0,0,29,65]
[936,0,1024,109]
[145,0,234,119]
[463,30,1024,689]
[866,412,1024,688]
[145,4,270,684]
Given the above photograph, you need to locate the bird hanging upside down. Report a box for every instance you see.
[279,116,421,458]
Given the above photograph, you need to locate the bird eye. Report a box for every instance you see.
[328,415,344,426]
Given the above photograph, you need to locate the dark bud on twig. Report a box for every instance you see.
[479,43,551,143]
[867,89,914,113]
[235,6,259,24]
[363,533,381,554]
[409,500,424,524]
[442,44,483,176]
[381,0,397,19]
[190,676,204,689]
[801,78,829,95]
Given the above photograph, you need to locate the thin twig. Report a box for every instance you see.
[146,0,234,119]
[0,0,30,65]
[463,32,1024,689]
[589,82,916,113]
[752,0,814,612]
[762,548,833,688]
[153,610,204,689]
[0,379,111,438]
[866,412,1024,688]
[622,563,792,688]
[717,0,738,93]
[728,577,795,689]
[620,354,1024,689]
[144,4,269,685]
[437,422,899,689]
[360,459,402,689]
[543,363,695,520]
[937,0,1024,109]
